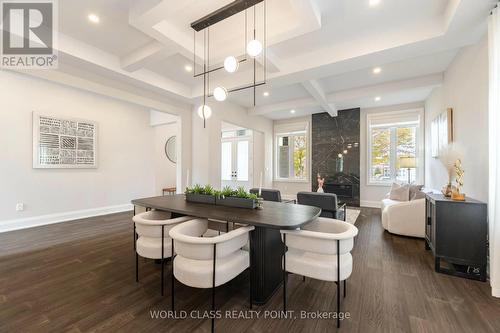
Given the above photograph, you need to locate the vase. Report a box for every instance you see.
[441,183,452,197]
[451,189,466,201]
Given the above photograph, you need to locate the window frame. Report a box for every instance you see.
[274,121,310,183]
[366,109,424,186]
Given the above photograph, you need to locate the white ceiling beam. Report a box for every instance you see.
[121,41,169,72]
[250,97,318,115]
[249,74,443,116]
[55,33,192,101]
[302,79,337,117]
[327,73,443,102]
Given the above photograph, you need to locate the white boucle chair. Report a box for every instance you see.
[280,217,358,328]
[169,218,254,332]
[381,197,426,238]
[133,210,194,295]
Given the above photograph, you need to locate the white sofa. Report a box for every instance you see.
[381,197,425,238]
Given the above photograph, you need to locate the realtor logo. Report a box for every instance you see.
[1,0,58,69]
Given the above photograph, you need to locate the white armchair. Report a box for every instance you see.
[133,210,194,295]
[281,218,358,328]
[381,197,425,238]
[169,218,254,332]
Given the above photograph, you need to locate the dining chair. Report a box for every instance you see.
[169,218,254,333]
[249,188,282,202]
[280,218,358,328]
[297,191,347,220]
[133,210,194,295]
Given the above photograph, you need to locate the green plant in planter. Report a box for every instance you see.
[235,186,248,198]
[203,184,215,196]
[191,184,204,194]
[234,186,257,200]
[248,192,258,200]
[221,186,235,198]
[213,190,223,199]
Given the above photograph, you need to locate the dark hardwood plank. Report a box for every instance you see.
[1,208,499,333]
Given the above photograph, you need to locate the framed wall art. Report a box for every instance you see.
[32,112,98,168]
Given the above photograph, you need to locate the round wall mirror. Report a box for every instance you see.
[165,136,176,163]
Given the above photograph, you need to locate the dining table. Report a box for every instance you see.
[132,194,321,304]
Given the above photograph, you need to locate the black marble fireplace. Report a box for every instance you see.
[311,109,360,207]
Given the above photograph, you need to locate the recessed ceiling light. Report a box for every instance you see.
[369,0,381,7]
[290,109,296,114]
[375,96,381,101]
[184,65,193,72]
[263,91,269,97]
[373,67,382,74]
[88,14,100,23]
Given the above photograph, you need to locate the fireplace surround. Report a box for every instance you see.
[312,109,360,207]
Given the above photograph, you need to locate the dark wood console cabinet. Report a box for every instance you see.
[425,193,488,281]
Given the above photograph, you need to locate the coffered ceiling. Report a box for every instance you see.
[52,0,494,119]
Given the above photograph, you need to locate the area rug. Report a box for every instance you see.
[345,208,361,225]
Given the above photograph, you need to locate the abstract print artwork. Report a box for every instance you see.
[33,113,98,168]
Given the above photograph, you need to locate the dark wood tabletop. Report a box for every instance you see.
[132,194,321,230]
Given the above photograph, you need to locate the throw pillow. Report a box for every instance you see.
[389,183,410,201]
[409,184,424,200]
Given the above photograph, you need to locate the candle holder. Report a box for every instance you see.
[256,197,264,209]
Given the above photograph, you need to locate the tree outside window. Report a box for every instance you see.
[369,123,419,184]
[276,132,307,181]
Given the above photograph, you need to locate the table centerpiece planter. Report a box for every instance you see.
[216,196,258,209]
[185,193,216,204]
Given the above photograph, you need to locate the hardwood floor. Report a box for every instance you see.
[1,208,499,333]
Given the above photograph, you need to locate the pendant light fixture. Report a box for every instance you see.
[213,86,228,101]
[247,39,262,57]
[191,0,267,128]
[224,56,239,73]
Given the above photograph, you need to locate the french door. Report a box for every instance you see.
[221,135,253,190]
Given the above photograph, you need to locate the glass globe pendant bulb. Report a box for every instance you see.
[224,56,239,73]
[197,104,212,119]
[213,86,228,102]
[247,39,262,57]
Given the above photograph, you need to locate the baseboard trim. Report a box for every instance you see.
[492,286,500,298]
[0,204,133,233]
[360,200,381,208]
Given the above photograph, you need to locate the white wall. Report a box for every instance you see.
[153,123,177,195]
[424,37,489,202]
[360,102,425,207]
[191,102,273,189]
[0,70,157,228]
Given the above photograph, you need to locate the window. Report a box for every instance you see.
[367,110,423,185]
[275,122,309,181]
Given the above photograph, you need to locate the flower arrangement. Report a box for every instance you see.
[438,143,464,197]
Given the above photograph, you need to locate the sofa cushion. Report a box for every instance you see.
[389,183,409,201]
[409,184,424,200]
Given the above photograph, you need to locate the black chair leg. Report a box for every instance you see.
[171,238,175,310]
[212,244,217,333]
[135,222,138,282]
[337,239,341,329]
[249,231,253,310]
[344,279,346,298]
[161,225,164,296]
[135,252,139,282]
[283,234,287,312]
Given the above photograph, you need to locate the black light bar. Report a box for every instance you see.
[190,0,264,31]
